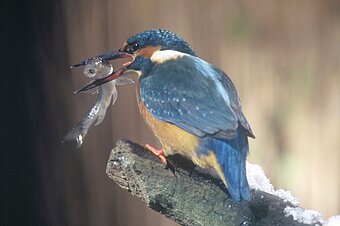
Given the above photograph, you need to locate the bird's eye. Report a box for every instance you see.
[126,42,140,53]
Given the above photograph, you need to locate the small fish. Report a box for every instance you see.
[63,57,134,147]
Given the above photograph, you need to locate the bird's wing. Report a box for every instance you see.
[140,54,254,140]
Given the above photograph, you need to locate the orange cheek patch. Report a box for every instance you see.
[136,46,161,58]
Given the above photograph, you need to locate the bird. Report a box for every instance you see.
[73,29,255,202]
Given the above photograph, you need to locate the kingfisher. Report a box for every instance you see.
[73,29,255,201]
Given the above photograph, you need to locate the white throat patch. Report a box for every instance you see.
[150,50,187,64]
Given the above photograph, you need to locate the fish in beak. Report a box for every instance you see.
[71,49,133,93]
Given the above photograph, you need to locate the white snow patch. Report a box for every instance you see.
[284,206,324,225]
[246,162,340,225]
[325,215,340,226]
[246,162,299,206]
[246,163,274,193]
[275,189,299,207]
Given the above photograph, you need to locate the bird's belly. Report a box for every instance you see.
[137,99,200,160]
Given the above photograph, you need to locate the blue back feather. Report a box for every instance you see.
[199,127,251,201]
[140,55,244,139]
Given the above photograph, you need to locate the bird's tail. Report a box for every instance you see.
[203,127,251,201]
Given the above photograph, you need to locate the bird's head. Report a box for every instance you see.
[73,29,195,92]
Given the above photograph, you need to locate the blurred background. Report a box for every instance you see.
[7,0,340,225]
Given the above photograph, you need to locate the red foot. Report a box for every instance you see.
[144,144,167,164]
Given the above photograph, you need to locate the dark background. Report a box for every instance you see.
[5,0,340,225]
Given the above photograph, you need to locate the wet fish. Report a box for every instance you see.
[63,57,134,147]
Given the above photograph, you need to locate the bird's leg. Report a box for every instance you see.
[144,144,176,175]
[144,144,167,164]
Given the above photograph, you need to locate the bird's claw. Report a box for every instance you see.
[144,144,167,164]
[144,144,176,176]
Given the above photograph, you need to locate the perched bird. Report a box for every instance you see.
[74,29,255,201]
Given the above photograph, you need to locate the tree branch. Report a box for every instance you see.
[106,139,321,226]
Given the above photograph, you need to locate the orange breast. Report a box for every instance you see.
[137,94,199,159]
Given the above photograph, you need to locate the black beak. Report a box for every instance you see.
[74,61,132,93]
[71,48,132,68]
[71,48,133,93]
